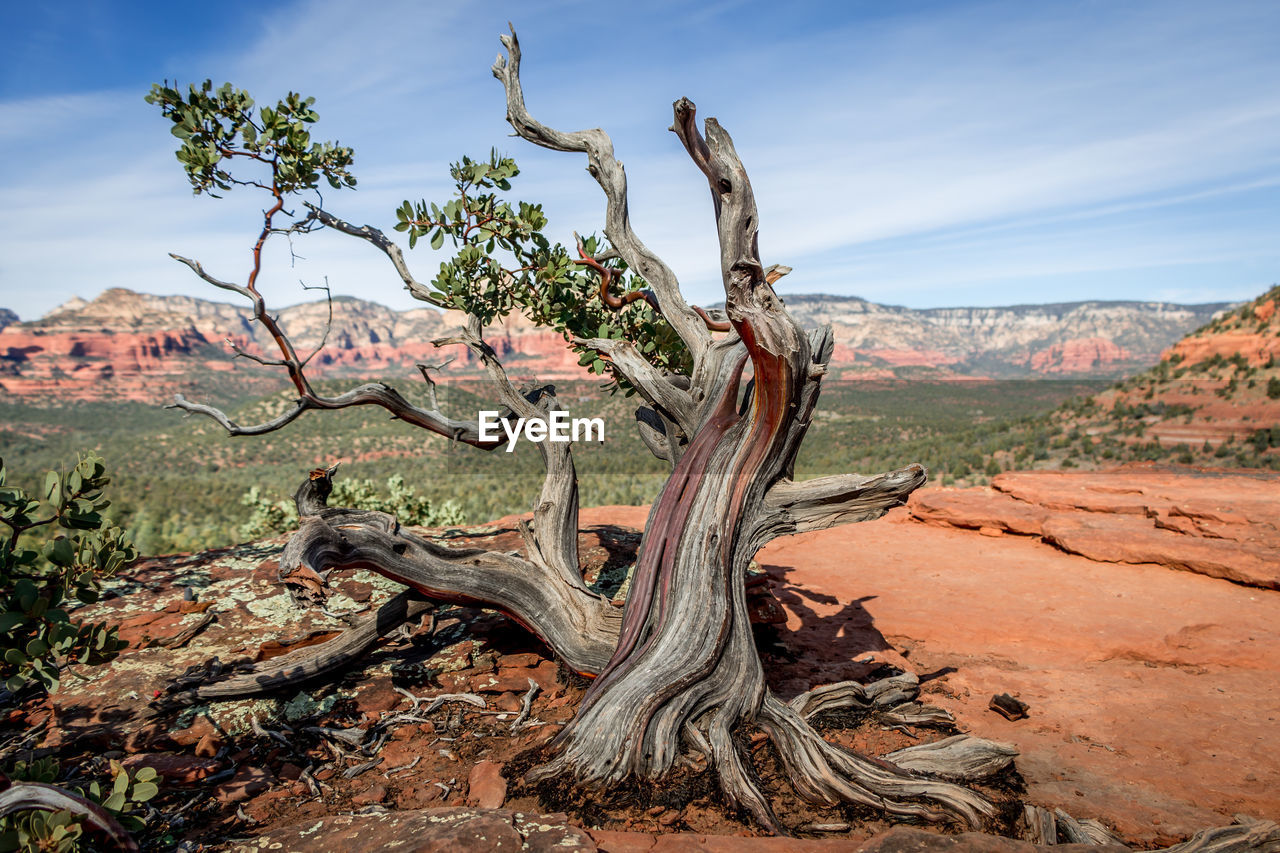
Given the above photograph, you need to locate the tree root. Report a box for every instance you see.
[193,591,433,701]
[758,693,995,829]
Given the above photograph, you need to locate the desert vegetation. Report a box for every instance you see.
[121,27,1027,835]
[1,25,1277,853]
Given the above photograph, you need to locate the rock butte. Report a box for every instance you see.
[0,288,1231,402]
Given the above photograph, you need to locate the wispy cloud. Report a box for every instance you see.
[0,0,1276,320]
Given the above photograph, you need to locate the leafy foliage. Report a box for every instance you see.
[146,80,688,383]
[240,474,466,539]
[396,151,690,378]
[0,455,135,694]
[0,758,159,852]
[144,80,355,196]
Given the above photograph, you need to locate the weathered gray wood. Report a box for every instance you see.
[885,735,1019,781]
[1023,804,1059,845]
[787,673,920,720]
[1158,820,1280,852]
[759,694,993,828]
[1056,808,1100,845]
[491,31,979,831]
[195,591,433,700]
[881,702,957,727]
[491,26,710,359]
[278,504,622,677]
[1077,818,1129,847]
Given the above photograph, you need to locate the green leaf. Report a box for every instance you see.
[44,471,60,502]
[132,780,159,802]
[45,537,74,567]
[430,229,444,251]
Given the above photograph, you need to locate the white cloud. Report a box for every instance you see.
[0,0,1276,319]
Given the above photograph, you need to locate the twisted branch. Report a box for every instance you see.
[493,26,710,359]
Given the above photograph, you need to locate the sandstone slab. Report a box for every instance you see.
[909,466,1280,589]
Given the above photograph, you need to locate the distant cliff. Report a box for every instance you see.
[0,287,1233,403]
[780,294,1230,379]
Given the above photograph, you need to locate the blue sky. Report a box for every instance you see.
[1,0,1277,320]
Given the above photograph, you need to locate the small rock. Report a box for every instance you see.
[466,760,507,809]
[354,681,405,714]
[122,753,222,786]
[497,652,543,668]
[990,693,1030,720]
[194,732,222,758]
[352,783,388,805]
[493,691,524,712]
[170,715,218,748]
[178,599,215,614]
[215,766,275,804]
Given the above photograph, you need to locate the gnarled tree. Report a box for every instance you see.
[149,29,995,834]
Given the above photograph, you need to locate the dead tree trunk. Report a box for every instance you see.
[163,27,993,833]
[489,35,990,828]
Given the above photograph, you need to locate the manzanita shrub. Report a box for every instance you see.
[0,454,136,695]
[239,473,466,539]
[0,757,159,852]
[394,151,691,379]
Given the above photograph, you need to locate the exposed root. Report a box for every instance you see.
[191,591,432,700]
[788,672,920,720]
[759,693,994,829]
[885,735,1019,781]
[704,717,781,834]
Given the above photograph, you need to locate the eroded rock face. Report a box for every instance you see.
[1042,285,1280,451]
[908,466,1280,589]
[755,492,1280,845]
[0,288,585,402]
[0,288,1231,402]
[1027,337,1132,374]
[1164,292,1279,368]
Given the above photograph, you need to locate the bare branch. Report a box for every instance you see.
[280,503,620,676]
[571,336,695,435]
[415,358,454,412]
[191,591,433,700]
[299,277,334,367]
[168,393,310,436]
[754,464,928,544]
[305,203,443,307]
[226,337,286,367]
[493,26,710,358]
[168,380,505,448]
[169,253,252,301]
